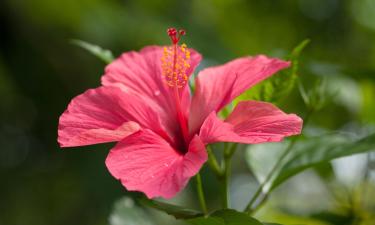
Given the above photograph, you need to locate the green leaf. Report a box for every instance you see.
[309,211,356,225]
[139,198,203,219]
[263,223,284,225]
[234,39,310,105]
[71,39,114,64]
[270,132,375,190]
[246,132,375,198]
[109,197,155,225]
[187,209,263,225]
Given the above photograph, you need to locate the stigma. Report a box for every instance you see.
[161,28,191,88]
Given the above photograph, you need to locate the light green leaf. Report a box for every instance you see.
[71,39,114,64]
[234,39,309,105]
[270,132,375,191]
[109,197,155,225]
[187,209,264,225]
[139,198,203,219]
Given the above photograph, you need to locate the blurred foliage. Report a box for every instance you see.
[71,40,114,64]
[1,0,375,225]
[109,197,154,225]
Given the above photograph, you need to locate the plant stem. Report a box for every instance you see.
[207,146,223,177]
[245,140,296,213]
[360,153,371,209]
[196,172,208,215]
[222,144,237,208]
[206,144,238,209]
[245,111,312,214]
[250,193,269,214]
[222,159,230,208]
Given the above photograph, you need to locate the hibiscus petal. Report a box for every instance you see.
[199,101,302,144]
[58,86,168,147]
[59,121,140,147]
[189,55,290,134]
[105,129,207,199]
[102,46,201,126]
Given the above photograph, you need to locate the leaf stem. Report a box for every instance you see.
[195,173,208,215]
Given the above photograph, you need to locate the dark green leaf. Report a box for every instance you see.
[187,209,263,225]
[234,39,309,105]
[263,223,284,225]
[109,197,155,225]
[310,211,356,225]
[71,39,114,64]
[270,133,375,190]
[139,198,203,219]
[313,163,335,180]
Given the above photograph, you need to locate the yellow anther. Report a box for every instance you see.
[161,44,191,88]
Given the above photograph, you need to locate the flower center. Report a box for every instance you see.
[161,28,191,88]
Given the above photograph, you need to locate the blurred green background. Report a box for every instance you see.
[1,0,375,225]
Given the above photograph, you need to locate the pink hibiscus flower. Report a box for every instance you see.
[58,28,302,199]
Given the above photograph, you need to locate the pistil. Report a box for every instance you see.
[161,28,191,147]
